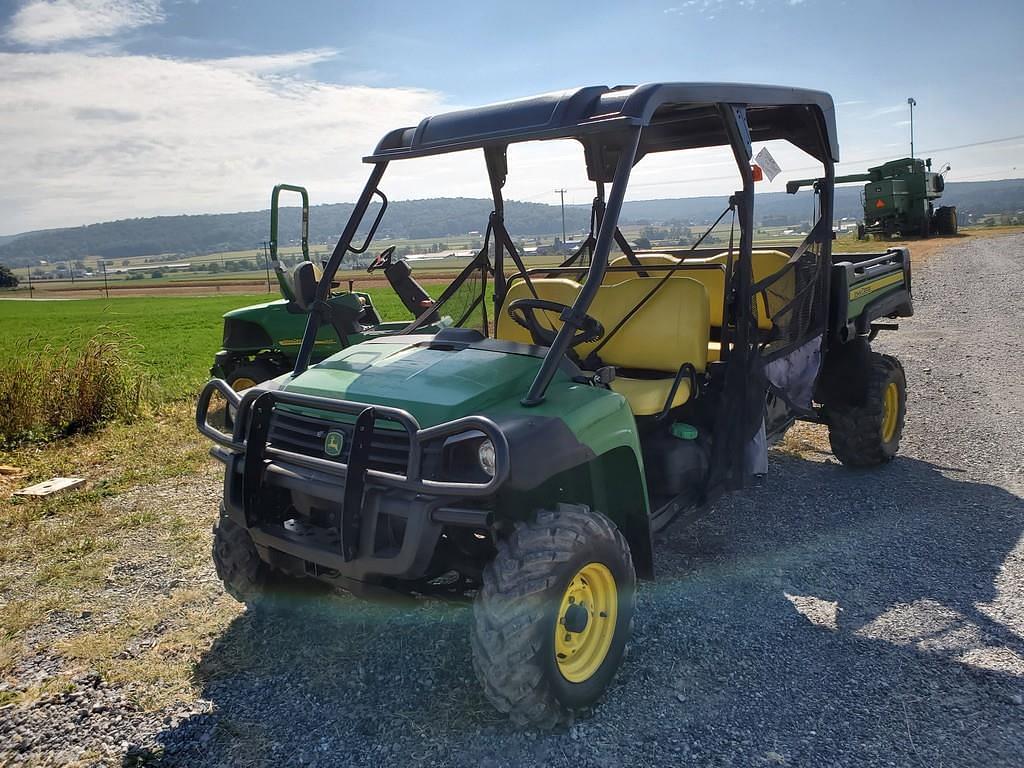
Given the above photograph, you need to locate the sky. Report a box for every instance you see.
[0,0,1022,235]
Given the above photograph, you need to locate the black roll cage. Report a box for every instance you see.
[292,84,838,414]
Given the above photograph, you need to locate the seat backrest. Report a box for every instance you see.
[495,277,582,345]
[607,253,680,272]
[691,249,794,330]
[496,276,710,374]
[697,249,791,283]
[606,255,726,327]
[585,277,709,373]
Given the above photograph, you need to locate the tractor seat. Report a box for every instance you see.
[496,276,710,416]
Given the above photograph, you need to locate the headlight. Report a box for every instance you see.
[428,431,499,483]
[477,438,496,477]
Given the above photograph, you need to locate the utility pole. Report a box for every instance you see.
[555,188,567,245]
[100,258,109,299]
[68,260,74,285]
[907,97,916,159]
[261,241,271,293]
[27,263,33,298]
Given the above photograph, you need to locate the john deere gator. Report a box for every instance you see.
[197,83,914,727]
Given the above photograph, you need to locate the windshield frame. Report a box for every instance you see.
[292,100,835,409]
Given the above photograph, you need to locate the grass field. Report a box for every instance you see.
[1,224,1016,401]
[0,288,421,401]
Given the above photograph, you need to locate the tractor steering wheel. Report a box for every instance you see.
[367,245,396,273]
[507,298,604,348]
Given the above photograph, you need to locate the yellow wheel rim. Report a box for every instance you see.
[231,376,257,392]
[554,562,617,683]
[881,381,899,442]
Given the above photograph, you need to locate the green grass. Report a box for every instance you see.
[0,293,277,399]
[0,289,423,401]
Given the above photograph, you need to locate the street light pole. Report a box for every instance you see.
[907,97,916,159]
[555,188,566,244]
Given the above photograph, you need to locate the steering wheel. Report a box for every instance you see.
[367,245,396,273]
[507,298,604,348]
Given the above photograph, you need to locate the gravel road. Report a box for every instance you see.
[2,235,1022,767]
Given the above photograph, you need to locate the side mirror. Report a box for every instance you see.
[292,261,320,311]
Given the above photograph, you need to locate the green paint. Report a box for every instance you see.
[670,422,698,440]
[280,337,646,507]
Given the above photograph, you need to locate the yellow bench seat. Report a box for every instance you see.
[496,276,710,416]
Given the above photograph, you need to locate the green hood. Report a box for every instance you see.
[280,337,544,427]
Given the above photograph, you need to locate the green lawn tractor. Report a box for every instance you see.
[788,156,957,239]
[198,83,914,727]
[211,183,436,391]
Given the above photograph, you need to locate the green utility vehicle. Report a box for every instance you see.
[197,83,914,727]
[787,156,957,239]
[211,184,437,391]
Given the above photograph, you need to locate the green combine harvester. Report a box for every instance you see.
[788,156,957,239]
[210,184,437,391]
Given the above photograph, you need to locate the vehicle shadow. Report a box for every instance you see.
[149,452,1024,767]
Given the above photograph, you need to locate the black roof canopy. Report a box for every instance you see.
[366,82,839,167]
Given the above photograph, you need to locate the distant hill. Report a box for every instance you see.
[2,179,1022,267]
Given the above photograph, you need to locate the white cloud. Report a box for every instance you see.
[209,48,342,74]
[4,0,164,47]
[0,50,472,232]
[864,104,908,119]
[0,48,846,234]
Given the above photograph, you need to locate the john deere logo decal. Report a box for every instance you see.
[324,431,344,457]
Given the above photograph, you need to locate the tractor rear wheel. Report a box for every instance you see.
[213,513,272,602]
[224,360,277,428]
[825,352,906,467]
[471,504,636,728]
[227,360,277,392]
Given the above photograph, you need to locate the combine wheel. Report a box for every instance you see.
[471,504,636,728]
[935,206,958,235]
[826,352,906,467]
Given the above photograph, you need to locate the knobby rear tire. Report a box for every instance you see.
[826,352,906,467]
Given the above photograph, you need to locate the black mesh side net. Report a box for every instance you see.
[442,260,490,335]
[752,226,829,363]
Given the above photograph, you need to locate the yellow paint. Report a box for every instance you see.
[496,276,709,415]
[279,338,334,347]
[849,271,903,301]
[881,381,899,442]
[554,562,618,683]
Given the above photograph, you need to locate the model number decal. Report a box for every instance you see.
[849,271,903,301]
